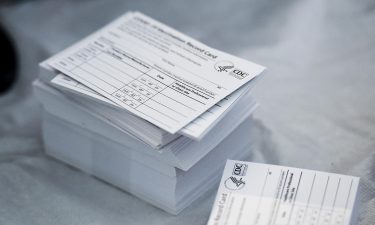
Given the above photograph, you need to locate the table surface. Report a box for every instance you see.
[0,0,374,224]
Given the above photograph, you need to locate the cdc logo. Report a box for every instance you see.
[214,60,249,80]
[230,69,249,80]
[232,163,248,176]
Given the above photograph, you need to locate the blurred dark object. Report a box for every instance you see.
[0,22,18,94]
[0,0,30,6]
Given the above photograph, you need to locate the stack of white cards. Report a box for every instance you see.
[33,12,265,214]
[208,160,360,225]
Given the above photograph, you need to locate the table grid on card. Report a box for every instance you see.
[288,204,348,225]
[52,40,213,130]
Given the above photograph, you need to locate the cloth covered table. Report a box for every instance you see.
[0,0,374,224]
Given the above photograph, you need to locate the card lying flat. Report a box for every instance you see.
[51,73,252,140]
[207,160,360,225]
[46,11,265,133]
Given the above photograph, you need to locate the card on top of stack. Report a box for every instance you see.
[40,11,265,144]
[33,11,265,214]
[207,160,360,225]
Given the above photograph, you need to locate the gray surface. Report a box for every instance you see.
[0,0,375,224]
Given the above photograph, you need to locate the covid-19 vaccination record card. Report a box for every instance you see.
[207,160,360,225]
[45,11,265,134]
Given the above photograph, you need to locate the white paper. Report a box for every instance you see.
[46,11,265,133]
[207,160,360,225]
[51,74,251,140]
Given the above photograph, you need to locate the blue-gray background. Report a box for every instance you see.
[0,0,374,224]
